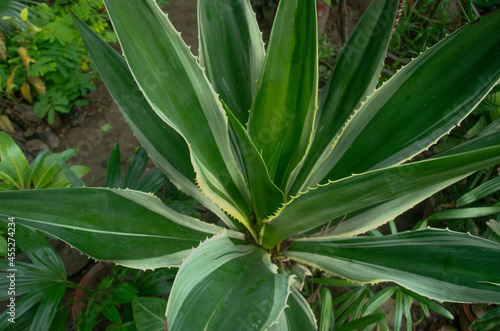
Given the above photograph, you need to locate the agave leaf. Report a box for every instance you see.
[102,0,251,225]
[330,181,457,237]
[261,146,500,248]
[225,104,284,224]
[166,234,291,330]
[287,228,500,303]
[0,224,66,330]
[287,0,400,196]
[271,286,317,331]
[247,0,317,190]
[320,10,500,185]
[0,132,29,188]
[0,188,244,269]
[198,0,264,125]
[73,14,237,230]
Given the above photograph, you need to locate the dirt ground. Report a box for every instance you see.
[53,0,201,186]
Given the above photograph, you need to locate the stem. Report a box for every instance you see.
[66,280,97,294]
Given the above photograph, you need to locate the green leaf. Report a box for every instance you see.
[362,287,396,315]
[166,234,291,330]
[105,142,122,189]
[26,150,51,189]
[103,0,251,226]
[322,10,500,184]
[319,287,333,331]
[51,305,68,331]
[0,132,29,188]
[135,269,175,297]
[0,188,244,269]
[43,165,88,189]
[287,228,500,303]
[112,283,138,304]
[261,145,500,248]
[122,146,148,190]
[287,0,400,196]
[132,297,167,331]
[393,289,403,331]
[225,104,284,224]
[100,123,112,132]
[198,0,265,125]
[73,13,237,231]
[0,162,19,189]
[336,313,386,331]
[399,288,454,320]
[488,219,500,237]
[457,176,500,206]
[439,127,500,157]
[470,306,500,331]
[136,168,166,194]
[33,149,78,189]
[52,160,88,188]
[0,224,66,330]
[429,206,500,220]
[0,236,6,256]
[330,182,460,238]
[0,292,45,330]
[101,299,122,324]
[247,0,317,190]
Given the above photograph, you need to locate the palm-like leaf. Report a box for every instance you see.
[0,223,66,330]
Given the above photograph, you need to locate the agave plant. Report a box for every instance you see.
[1,0,500,329]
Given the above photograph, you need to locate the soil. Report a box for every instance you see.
[52,0,202,187]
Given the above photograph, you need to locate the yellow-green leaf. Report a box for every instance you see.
[0,31,7,61]
[17,47,36,71]
[20,8,28,21]
[20,81,32,103]
[28,76,46,95]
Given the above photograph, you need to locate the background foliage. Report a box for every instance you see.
[0,0,116,123]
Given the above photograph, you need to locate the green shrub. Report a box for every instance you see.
[0,0,116,123]
[1,0,500,329]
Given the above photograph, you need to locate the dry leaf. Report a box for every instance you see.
[28,76,46,95]
[20,81,33,103]
[0,31,7,61]
[6,66,19,99]
[17,46,36,71]
[0,115,15,133]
